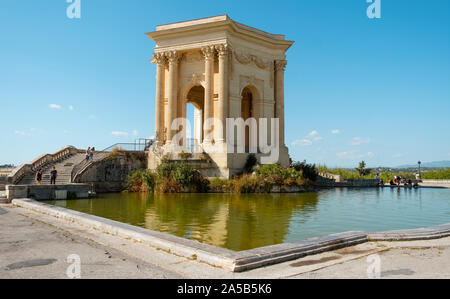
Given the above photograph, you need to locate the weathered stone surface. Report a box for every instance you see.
[74,153,147,193]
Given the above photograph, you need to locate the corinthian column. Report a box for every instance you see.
[153,53,165,145]
[275,60,287,146]
[166,51,179,145]
[216,44,229,146]
[201,46,215,145]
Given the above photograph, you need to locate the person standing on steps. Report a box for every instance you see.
[35,169,43,185]
[89,147,95,162]
[85,147,91,164]
[50,167,57,185]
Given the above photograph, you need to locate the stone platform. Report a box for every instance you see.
[4,184,90,203]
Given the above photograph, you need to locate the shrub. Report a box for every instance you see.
[178,151,192,160]
[255,164,290,180]
[291,160,318,181]
[127,170,150,192]
[154,158,209,193]
[172,161,194,187]
[157,177,183,193]
[232,175,261,194]
[243,154,258,174]
[142,171,156,191]
[191,170,210,193]
[104,147,126,161]
[156,157,177,179]
[209,178,231,193]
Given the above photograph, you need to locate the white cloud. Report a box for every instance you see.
[351,137,371,146]
[111,131,129,137]
[49,104,61,109]
[313,136,323,141]
[132,130,139,136]
[14,128,36,136]
[14,130,26,136]
[307,130,319,138]
[292,139,313,147]
[69,105,74,111]
[331,129,340,134]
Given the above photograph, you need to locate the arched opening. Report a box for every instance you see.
[241,87,254,152]
[185,85,205,152]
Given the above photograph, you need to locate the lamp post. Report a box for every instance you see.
[418,161,422,180]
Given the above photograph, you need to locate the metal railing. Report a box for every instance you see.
[102,139,154,152]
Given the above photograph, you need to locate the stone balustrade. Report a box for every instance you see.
[7,146,79,185]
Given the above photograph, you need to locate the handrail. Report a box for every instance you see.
[102,139,154,152]
[7,146,79,184]
[71,152,109,182]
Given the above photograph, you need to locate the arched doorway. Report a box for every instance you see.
[186,85,205,152]
[241,87,254,152]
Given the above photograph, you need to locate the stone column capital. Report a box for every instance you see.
[215,44,230,57]
[275,60,287,72]
[166,51,180,65]
[201,46,216,60]
[153,52,167,65]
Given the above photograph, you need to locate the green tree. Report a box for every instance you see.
[355,161,371,177]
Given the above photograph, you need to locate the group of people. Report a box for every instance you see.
[388,175,418,188]
[85,147,96,164]
[35,167,58,185]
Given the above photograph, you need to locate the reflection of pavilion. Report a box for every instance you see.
[146,15,294,178]
[143,193,319,251]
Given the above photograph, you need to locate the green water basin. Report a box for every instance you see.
[44,187,450,251]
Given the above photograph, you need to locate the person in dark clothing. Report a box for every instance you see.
[35,169,43,185]
[50,167,57,185]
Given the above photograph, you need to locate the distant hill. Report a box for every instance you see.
[396,161,450,169]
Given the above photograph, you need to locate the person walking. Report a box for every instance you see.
[35,169,43,185]
[50,167,57,185]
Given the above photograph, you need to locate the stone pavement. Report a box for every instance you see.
[0,204,449,279]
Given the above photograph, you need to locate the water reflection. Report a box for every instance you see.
[57,192,319,251]
[46,188,449,251]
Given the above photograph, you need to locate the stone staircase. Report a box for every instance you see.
[18,153,87,185]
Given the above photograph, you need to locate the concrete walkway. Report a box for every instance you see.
[0,204,449,279]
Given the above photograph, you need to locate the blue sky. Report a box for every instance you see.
[1,0,449,168]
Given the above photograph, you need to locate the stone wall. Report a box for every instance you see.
[5,184,90,203]
[0,176,6,191]
[74,152,147,193]
[315,177,380,188]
